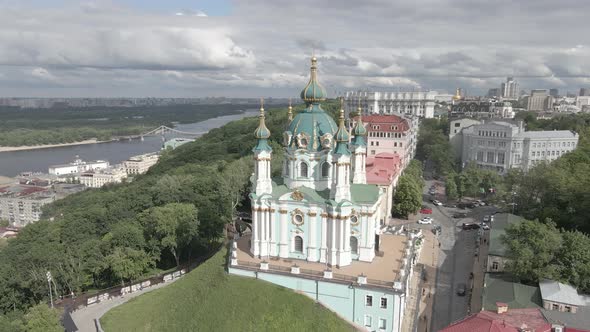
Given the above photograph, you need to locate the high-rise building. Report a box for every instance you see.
[580,88,590,96]
[527,89,553,112]
[501,77,519,99]
[549,88,559,98]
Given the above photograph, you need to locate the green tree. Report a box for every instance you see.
[105,247,154,285]
[140,203,199,267]
[220,157,253,222]
[555,231,590,293]
[502,219,562,283]
[445,173,458,200]
[0,310,25,332]
[392,175,422,218]
[23,304,61,332]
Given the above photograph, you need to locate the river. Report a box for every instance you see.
[0,110,259,177]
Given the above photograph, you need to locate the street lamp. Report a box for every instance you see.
[46,271,54,308]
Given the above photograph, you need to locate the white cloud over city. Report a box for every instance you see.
[0,0,589,97]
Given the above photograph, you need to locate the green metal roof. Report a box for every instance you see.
[350,183,380,204]
[287,103,337,152]
[488,213,525,257]
[267,178,379,205]
[482,273,543,311]
[252,138,272,152]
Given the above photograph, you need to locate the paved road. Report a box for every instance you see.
[412,180,498,331]
[70,278,180,332]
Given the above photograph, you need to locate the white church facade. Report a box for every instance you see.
[229,57,422,332]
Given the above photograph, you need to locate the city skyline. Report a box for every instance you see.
[0,0,589,97]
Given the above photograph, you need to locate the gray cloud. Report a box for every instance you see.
[0,0,589,97]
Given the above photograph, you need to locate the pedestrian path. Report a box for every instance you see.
[70,278,180,332]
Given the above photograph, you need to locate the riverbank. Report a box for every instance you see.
[0,139,111,153]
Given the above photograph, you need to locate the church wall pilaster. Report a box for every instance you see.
[279,206,289,258]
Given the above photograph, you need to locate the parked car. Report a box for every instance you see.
[431,199,443,206]
[483,215,490,222]
[453,213,467,218]
[457,283,467,296]
[420,207,432,214]
[481,223,490,230]
[462,223,480,230]
[428,189,436,195]
[490,215,495,222]
[418,217,433,225]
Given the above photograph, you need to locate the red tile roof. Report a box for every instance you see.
[366,153,402,186]
[439,309,551,332]
[361,115,410,132]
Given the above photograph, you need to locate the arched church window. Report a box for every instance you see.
[321,162,330,178]
[294,236,303,253]
[350,236,358,255]
[285,161,290,176]
[300,162,308,178]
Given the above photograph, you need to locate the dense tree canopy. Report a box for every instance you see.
[502,219,590,293]
[0,101,335,321]
[415,117,456,176]
[393,160,424,218]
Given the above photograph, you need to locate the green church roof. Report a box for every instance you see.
[287,103,337,152]
[300,57,326,104]
[253,101,272,152]
[266,178,380,206]
[334,106,351,155]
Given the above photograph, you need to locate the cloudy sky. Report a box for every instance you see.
[0,0,589,98]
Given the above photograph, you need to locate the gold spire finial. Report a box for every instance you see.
[310,56,317,80]
[287,98,293,121]
[453,88,462,100]
[254,97,270,140]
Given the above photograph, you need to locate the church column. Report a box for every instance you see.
[330,218,337,266]
[319,213,327,263]
[279,209,289,258]
[251,206,260,256]
[260,208,267,257]
[344,218,351,252]
[269,208,277,256]
[307,210,317,261]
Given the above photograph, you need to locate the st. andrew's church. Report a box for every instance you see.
[249,56,387,267]
[231,57,419,332]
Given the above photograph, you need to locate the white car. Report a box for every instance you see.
[481,223,490,230]
[432,200,443,206]
[418,217,433,225]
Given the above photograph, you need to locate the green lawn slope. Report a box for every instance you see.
[100,248,354,332]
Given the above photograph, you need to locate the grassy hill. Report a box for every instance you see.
[100,248,354,332]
